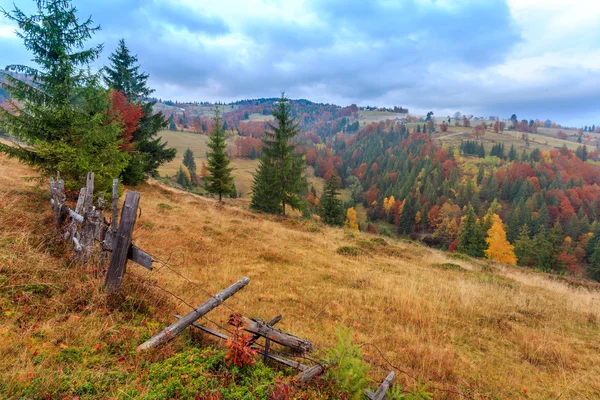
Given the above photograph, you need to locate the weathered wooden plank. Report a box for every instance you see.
[364,371,395,400]
[136,277,250,351]
[63,187,85,243]
[257,349,308,371]
[84,172,94,213]
[50,199,84,223]
[79,173,97,260]
[249,314,282,345]
[111,179,119,233]
[49,174,67,228]
[128,245,153,270]
[230,315,314,354]
[295,363,325,383]
[178,315,308,371]
[105,192,140,292]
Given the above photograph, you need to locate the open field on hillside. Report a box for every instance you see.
[2,155,600,398]
[358,110,405,125]
[157,130,257,197]
[158,130,326,199]
[437,125,581,152]
[246,113,275,122]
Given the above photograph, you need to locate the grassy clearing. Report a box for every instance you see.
[436,125,582,153]
[157,130,258,197]
[157,130,326,199]
[2,155,600,399]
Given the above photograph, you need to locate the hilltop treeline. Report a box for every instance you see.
[302,120,600,279]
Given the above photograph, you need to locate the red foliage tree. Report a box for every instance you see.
[108,90,143,152]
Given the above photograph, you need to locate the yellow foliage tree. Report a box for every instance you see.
[345,207,359,231]
[383,195,395,213]
[485,214,516,265]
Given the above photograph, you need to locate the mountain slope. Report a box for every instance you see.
[1,154,600,398]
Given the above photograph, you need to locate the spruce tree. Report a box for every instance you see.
[205,108,233,202]
[103,39,175,184]
[397,195,416,235]
[588,242,600,282]
[319,175,344,226]
[251,93,306,215]
[0,0,128,194]
[514,225,534,266]
[458,205,487,257]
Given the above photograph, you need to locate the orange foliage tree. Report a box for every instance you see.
[345,207,359,231]
[485,214,516,265]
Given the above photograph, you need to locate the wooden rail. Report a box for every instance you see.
[136,277,250,351]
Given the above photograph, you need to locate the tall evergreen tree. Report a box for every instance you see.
[515,225,534,266]
[589,242,600,282]
[205,108,233,202]
[458,205,487,257]
[103,39,151,101]
[251,93,306,215]
[103,39,175,185]
[320,175,344,226]
[397,195,416,235]
[0,0,128,193]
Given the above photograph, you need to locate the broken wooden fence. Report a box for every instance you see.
[49,172,152,292]
[136,273,331,384]
[48,172,396,396]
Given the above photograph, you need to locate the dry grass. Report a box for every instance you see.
[130,176,599,398]
[2,155,600,399]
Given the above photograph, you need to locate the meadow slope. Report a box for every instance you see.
[1,155,600,399]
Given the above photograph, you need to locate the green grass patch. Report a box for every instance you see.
[337,246,362,256]
[431,263,465,271]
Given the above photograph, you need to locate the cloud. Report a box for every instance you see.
[1,0,599,125]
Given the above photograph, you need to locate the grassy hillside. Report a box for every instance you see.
[2,155,599,399]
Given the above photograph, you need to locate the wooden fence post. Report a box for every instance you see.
[64,187,86,252]
[111,178,119,233]
[104,191,140,292]
[80,173,97,260]
[136,277,250,351]
[364,371,395,400]
[49,172,66,229]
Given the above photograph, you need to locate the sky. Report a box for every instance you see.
[1,0,599,127]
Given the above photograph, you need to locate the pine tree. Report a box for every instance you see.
[103,39,175,185]
[205,107,233,202]
[397,195,416,235]
[251,93,306,215]
[320,175,344,226]
[168,115,177,130]
[103,39,151,101]
[589,242,600,282]
[515,225,534,266]
[0,0,128,194]
[485,214,517,265]
[458,205,487,257]
[345,207,359,231]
